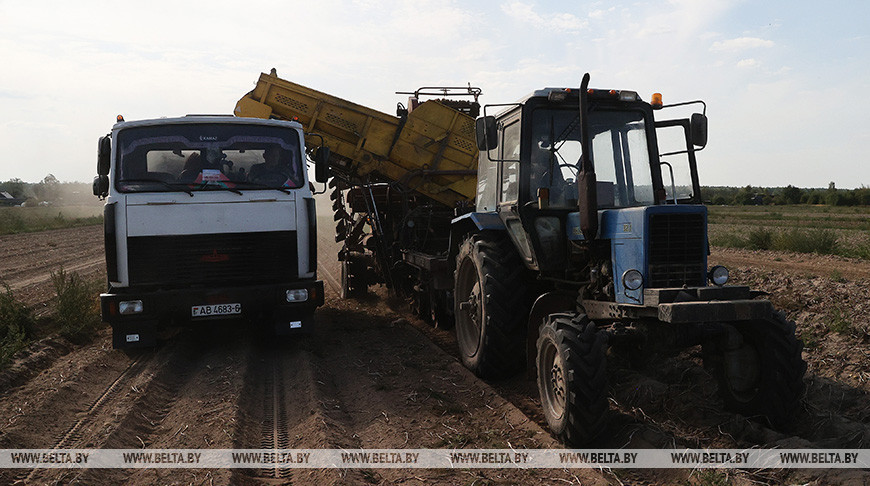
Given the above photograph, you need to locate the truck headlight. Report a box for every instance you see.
[119,300,144,315]
[286,289,309,303]
[622,269,643,291]
[709,265,729,286]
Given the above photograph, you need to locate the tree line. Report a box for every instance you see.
[0,176,98,206]
[704,183,869,206]
[2,176,868,207]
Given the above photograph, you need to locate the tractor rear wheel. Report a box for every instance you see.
[536,313,609,446]
[453,234,528,379]
[704,311,806,429]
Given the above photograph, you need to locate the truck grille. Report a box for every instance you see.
[647,213,706,288]
[127,231,297,286]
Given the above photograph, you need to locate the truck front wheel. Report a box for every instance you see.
[536,314,609,446]
[704,312,806,429]
[453,234,528,379]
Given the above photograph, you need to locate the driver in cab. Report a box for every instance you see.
[248,145,295,186]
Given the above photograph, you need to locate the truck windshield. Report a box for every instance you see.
[530,108,655,208]
[115,123,303,193]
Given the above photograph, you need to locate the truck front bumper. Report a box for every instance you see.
[100,280,324,327]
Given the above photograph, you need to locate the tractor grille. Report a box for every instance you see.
[647,212,706,288]
[127,231,297,286]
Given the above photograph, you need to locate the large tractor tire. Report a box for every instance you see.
[453,234,529,379]
[340,254,368,298]
[703,311,806,429]
[536,314,609,446]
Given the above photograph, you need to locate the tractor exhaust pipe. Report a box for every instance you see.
[577,73,598,241]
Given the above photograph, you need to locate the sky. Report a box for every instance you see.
[1,0,868,189]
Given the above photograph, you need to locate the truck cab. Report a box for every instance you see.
[94,115,323,348]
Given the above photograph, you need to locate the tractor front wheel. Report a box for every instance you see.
[704,311,806,429]
[536,313,609,446]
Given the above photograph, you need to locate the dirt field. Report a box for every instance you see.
[0,223,869,485]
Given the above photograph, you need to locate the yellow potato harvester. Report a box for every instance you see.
[235,70,479,207]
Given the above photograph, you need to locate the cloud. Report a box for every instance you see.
[588,7,615,20]
[736,58,760,68]
[710,37,775,52]
[501,2,587,33]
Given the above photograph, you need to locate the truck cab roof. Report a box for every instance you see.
[112,115,303,131]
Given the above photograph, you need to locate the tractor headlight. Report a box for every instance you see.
[709,265,729,286]
[622,269,643,291]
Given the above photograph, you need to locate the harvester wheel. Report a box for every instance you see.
[340,255,368,298]
[430,288,455,330]
[453,233,529,379]
[536,314,609,446]
[704,311,806,429]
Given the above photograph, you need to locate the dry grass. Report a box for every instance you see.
[0,285,35,367]
[708,205,870,259]
[0,206,102,235]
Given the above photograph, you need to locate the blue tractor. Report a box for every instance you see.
[446,74,807,445]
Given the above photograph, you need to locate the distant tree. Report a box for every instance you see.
[35,173,60,202]
[805,190,823,204]
[732,185,755,205]
[711,194,729,205]
[781,184,803,205]
[0,178,27,199]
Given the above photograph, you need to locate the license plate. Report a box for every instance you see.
[191,303,241,317]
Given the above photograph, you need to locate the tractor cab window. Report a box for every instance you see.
[499,120,521,203]
[655,124,697,202]
[529,108,654,209]
[589,110,655,208]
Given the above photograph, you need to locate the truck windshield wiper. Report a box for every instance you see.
[120,178,194,197]
[233,181,293,194]
[200,185,244,195]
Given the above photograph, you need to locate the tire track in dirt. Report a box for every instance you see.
[14,353,153,484]
[27,329,250,484]
[230,339,336,485]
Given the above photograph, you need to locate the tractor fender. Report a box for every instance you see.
[526,291,578,376]
[447,212,505,271]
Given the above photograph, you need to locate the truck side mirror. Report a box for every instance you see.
[97,136,111,176]
[691,113,708,148]
[314,146,330,183]
[93,175,109,198]
[475,116,498,151]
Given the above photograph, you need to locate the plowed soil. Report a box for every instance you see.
[0,224,868,485]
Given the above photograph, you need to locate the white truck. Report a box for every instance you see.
[93,115,328,348]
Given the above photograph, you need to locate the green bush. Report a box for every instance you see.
[51,268,101,342]
[747,228,773,250]
[0,285,35,367]
[775,228,839,255]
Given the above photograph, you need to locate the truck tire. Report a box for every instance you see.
[453,234,529,379]
[536,314,609,446]
[340,255,367,298]
[704,311,806,429]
